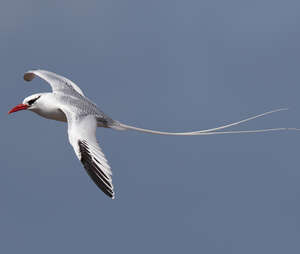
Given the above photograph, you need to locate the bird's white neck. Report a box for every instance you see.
[29,93,67,122]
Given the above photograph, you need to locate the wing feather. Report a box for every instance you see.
[24,69,85,96]
[78,140,114,198]
[60,108,115,199]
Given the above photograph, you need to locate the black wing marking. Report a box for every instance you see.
[78,140,114,199]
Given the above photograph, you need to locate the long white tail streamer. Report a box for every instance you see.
[116,108,299,136]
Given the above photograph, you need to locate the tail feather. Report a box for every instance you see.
[112,108,300,136]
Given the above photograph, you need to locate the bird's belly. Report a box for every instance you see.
[32,108,67,122]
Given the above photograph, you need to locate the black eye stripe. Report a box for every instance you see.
[28,96,41,105]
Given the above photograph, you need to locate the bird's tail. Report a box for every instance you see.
[112,108,300,136]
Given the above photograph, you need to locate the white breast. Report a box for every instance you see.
[31,107,67,122]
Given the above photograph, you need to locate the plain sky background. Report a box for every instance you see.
[1,0,300,253]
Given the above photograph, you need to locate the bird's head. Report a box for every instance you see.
[8,94,42,114]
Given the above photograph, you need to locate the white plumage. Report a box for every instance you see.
[8,69,296,199]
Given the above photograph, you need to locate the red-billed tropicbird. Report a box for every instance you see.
[8,70,295,199]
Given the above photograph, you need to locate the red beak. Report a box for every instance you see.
[8,104,29,114]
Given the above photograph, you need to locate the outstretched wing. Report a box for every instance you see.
[24,69,85,96]
[61,108,114,199]
[78,140,114,198]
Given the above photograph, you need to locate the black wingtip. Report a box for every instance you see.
[24,72,35,82]
[78,140,115,199]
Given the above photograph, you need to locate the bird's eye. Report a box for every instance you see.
[27,96,40,106]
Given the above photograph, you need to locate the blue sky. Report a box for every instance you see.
[1,1,300,253]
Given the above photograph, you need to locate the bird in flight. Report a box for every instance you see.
[8,70,295,199]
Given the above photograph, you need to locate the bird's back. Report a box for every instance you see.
[55,93,116,128]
